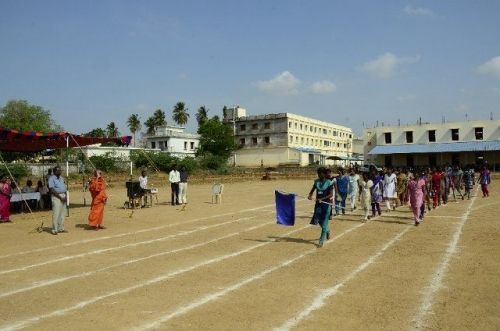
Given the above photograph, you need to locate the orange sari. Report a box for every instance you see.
[88,176,107,227]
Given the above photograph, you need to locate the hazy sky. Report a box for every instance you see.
[1,0,499,136]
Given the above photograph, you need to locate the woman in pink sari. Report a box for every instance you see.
[0,176,12,223]
[407,172,426,226]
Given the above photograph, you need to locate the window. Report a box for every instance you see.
[451,128,459,141]
[184,141,188,150]
[301,137,304,144]
[475,127,483,140]
[190,142,195,150]
[428,130,436,142]
[429,154,437,167]
[295,123,298,129]
[288,122,292,128]
[300,124,303,130]
[151,141,156,149]
[305,125,308,131]
[306,138,309,144]
[343,143,347,148]
[323,129,327,135]
[333,131,337,136]
[240,124,246,131]
[264,122,271,129]
[289,135,293,143]
[310,126,313,132]
[159,141,164,149]
[406,131,413,143]
[264,136,270,144]
[239,138,245,145]
[164,140,168,148]
[384,132,392,144]
[296,137,299,142]
[252,137,258,145]
[252,123,258,130]
[349,134,352,138]
[406,155,414,167]
[385,155,392,167]
[337,142,340,147]
[324,140,328,146]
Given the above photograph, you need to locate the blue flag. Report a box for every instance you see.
[275,191,295,226]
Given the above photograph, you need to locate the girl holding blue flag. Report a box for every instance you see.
[308,167,334,247]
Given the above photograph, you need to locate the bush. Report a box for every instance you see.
[0,163,29,181]
[89,153,119,172]
[178,157,199,173]
[199,153,228,171]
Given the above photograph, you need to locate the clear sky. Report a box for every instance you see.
[1,0,499,136]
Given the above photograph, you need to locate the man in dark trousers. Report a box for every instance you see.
[168,164,180,205]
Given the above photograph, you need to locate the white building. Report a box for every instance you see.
[225,111,354,167]
[78,145,159,160]
[364,119,500,169]
[144,126,200,158]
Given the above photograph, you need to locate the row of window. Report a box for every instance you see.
[150,141,196,151]
[239,122,271,131]
[384,127,484,144]
[239,136,271,146]
[289,135,350,149]
[288,121,352,138]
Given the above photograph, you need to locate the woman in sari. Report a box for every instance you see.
[0,176,12,223]
[88,170,108,230]
[407,172,426,226]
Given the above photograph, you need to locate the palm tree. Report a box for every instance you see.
[144,117,156,135]
[153,109,167,127]
[196,106,209,126]
[172,102,189,127]
[127,114,141,146]
[106,122,119,137]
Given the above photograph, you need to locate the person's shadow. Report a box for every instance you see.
[245,236,320,247]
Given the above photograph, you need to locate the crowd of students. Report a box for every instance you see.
[308,164,492,246]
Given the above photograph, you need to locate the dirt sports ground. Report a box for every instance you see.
[0,177,498,330]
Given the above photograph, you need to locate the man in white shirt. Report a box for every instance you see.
[169,164,180,206]
[139,170,148,207]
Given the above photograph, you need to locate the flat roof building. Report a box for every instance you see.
[225,110,354,167]
[364,119,500,169]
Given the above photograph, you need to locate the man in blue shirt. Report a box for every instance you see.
[48,166,67,235]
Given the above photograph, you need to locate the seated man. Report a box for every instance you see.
[21,179,37,210]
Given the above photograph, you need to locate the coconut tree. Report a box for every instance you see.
[153,109,167,127]
[144,117,156,135]
[196,106,209,126]
[172,102,189,127]
[126,114,141,146]
[106,122,119,137]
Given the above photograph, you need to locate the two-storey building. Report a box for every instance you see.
[364,119,500,169]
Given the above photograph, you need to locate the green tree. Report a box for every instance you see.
[196,106,209,126]
[84,128,106,137]
[106,122,119,137]
[144,117,156,135]
[172,102,189,127]
[127,114,141,146]
[153,109,167,127]
[196,116,235,162]
[0,100,60,132]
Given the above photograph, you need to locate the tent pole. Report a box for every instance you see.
[66,135,69,177]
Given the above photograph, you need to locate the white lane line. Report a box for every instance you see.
[135,222,367,331]
[0,202,279,261]
[0,221,272,299]
[276,226,411,331]
[0,216,258,276]
[424,215,461,219]
[411,189,478,330]
[0,224,314,331]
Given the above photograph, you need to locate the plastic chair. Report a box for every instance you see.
[212,183,224,204]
